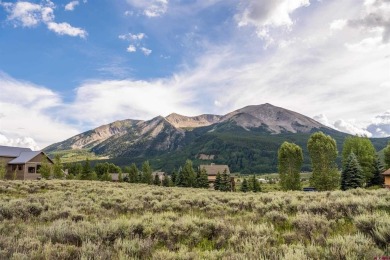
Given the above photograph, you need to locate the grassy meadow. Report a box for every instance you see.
[0,180,389,259]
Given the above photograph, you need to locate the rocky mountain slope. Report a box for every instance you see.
[45,103,389,173]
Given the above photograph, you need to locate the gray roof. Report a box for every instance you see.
[0,145,32,157]
[8,151,42,164]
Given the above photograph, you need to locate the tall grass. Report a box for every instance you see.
[0,180,389,259]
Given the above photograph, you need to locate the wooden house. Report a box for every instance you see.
[382,168,390,189]
[0,145,53,180]
[199,163,235,190]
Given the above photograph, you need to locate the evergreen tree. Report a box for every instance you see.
[250,175,261,192]
[39,157,52,179]
[307,132,340,191]
[240,178,249,192]
[178,160,196,187]
[197,167,209,188]
[342,136,376,185]
[175,167,183,186]
[162,174,170,187]
[219,170,231,192]
[141,161,152,184]
[214,172,222,190]
[341,152,364,190]
[368,156,385,186]
[278,142,303,191]
[153,174,161,186]
[384,142,390,169]
[52,154,63,179]
[81,158,92,180]
[127,163,139,183]
[171,170,177,185]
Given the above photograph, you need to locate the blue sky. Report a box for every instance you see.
[0,0,389,149]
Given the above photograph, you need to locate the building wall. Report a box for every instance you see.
[385,176,390,187]
[5,164,25,180]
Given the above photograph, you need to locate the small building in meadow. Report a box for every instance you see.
[0,145,53,180]
[382,168,390,188]
[199,163,235,190]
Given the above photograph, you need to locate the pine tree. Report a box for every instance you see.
[251,175,261,192]
[81,158,92,180]
[162,174,170,187]
[153,174,161,186]
[52,154,64,179]
[197,167,209,188]
[178,160,196,187]
[39,157,52,179]
[240,178,249,192]
[368,156,385,186]
[142,161,153,184]
[278,142,303,191]
[171,170,177,185]
[214,172,222,190]
[219,170,231,192]
[341,152,364,190]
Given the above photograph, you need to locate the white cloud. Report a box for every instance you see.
[126,0,168,17]
[140,47,152,56]
[0,1,87,38]
[330,19,347,30]
[127,44,136,52]
[333,119,372,137]
[366,111,390,137]
[119,33,146,41]
[0,72,80,148]
[236,0,310,42]
[47,22,87,38]
[65,1,79,11]
[0,134,40,151]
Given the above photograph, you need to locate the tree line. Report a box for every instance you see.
[278,131,390,191]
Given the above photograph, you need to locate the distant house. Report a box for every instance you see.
[152,171,166,182]
[199,163,235,190]
[382,168,390,189]
[0,145,53,180]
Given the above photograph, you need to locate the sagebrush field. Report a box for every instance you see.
[0,180,389,259]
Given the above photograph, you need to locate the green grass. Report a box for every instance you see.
[49,149,107,163]
[0,180,389,259]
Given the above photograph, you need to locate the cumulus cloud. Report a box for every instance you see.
[140,47,152,56]
[236,0,310,42]
[334,119,372,137]
[126,0,168,17]
[126,45,136,52]
[348,0,390,43]
[47,22,87,38]
[118,33,146,41]
[0,1,87,38]
[330,19,347,30]
[65,1,79,11]
[0,72,80,148]
[366,111,390,137]
[0,134,40,151]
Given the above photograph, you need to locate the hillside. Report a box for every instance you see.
[45,103,390,173]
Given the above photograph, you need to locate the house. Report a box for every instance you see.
[199,163,235,190]
[382,168,390,189]
[152,171,166,182]
[0,145,53,180]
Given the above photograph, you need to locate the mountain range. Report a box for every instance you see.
[45,103,389,173]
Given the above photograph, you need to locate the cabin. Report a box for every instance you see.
[199,163,235,190]
[382,168,390,189]
[0,145,53,180]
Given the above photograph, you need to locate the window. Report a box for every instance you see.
[37,165,41,172]
[18,165,22,171]
[28,167,35,173]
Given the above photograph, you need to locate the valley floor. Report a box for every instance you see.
[0,180,389,259]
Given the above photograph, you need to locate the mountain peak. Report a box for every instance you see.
[165,113,221,129]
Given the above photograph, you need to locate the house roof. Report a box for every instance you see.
[8,151,42,164]
[382,168,390,176]
[0,145,32,157]
[200,164,230,176]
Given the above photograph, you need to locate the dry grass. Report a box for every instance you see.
[0,180,389,259]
